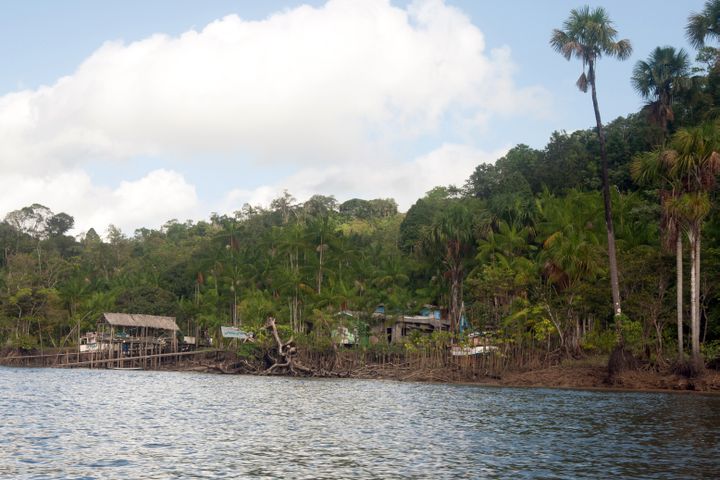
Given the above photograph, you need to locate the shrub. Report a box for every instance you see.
[702,340,720,368]
[621,317,644,356]
[9,334,37,351]
[581,329,616,354]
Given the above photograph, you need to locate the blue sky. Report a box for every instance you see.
[0,0,707,235]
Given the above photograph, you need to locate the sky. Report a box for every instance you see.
[0,0,708,236]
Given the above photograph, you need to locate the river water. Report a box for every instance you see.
[0,367,718,479]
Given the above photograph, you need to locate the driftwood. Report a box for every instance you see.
[263,317,315,376]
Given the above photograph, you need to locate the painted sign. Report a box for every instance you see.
[80,343,99,353]
[451,345,499,356]
[220,326,250,339]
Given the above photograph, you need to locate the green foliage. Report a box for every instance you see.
[403,330,452,351]
[501,301,554,344]
[236,342,261,359]
[115,285,178,317]
[339,198,398,220]
[238,290,274,327]
[701,340,720,363]
[621,316,644,356]
[581,329,617,354]
[7,333,38,351]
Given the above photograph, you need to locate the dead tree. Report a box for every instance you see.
[263,317,314,376]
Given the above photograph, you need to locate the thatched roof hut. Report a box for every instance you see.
[100,313,179,331]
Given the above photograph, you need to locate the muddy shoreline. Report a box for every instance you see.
[172,354,720,394]
[4,348,719,394]
[462,365,720,394]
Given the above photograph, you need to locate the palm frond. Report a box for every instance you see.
[630,150,663,185]
[576,71,588,92]
[611,39,633,60]
[550,29,572,60]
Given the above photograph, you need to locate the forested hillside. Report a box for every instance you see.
[4,2,720,372]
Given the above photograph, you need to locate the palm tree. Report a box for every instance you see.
[550,6,632,327]
[631,149,686,360]
[665,123,720,364]
[274,224,308,333]
[631,46,690,139]
[307,215,335,295]
[422,202,476,334]
[477,219,536,267]
[687,0,720,50]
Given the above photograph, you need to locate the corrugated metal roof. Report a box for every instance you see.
[400,315,450,326]
[100,313,179,331]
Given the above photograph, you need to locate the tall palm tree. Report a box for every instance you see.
[631,46,690,139]
[665,123,720,364]
[550,6,632,328]
[631,149,686,360]
[687,0,720,50]
[422,202,476,334]
[274,224,309,333]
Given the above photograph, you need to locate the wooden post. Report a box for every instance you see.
[110,325,114,369]
[174,329,178,365]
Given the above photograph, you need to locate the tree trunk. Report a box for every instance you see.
[589,64,623,326]
[263,317,313,376]
[232,289,238,326]
[317,241,324,295]
[692,229,701,364]
[449,266,463,336]
[676,234,684,360]
[688,229,699,364]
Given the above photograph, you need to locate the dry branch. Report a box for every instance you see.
[262,317,315,376]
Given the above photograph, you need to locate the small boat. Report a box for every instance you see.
[109,367,143,370]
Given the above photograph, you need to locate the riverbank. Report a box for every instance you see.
[4,348,719,393]
[475,363,720,393]
[353,364,720,393]
[173,352,720,394]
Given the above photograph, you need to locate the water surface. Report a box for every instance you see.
[0,367,718,478]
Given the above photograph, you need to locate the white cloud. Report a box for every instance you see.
[0,169,198,235]
[220,143,506,212]
[0,0,547,172]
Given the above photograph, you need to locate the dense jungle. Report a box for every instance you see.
[5,2,720,383]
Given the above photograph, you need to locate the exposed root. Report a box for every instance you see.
[606,345,638,382]
[672,358,705,379]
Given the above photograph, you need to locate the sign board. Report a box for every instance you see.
[80,343,99,353]
[451,345,499,356]
[221,326,250,340]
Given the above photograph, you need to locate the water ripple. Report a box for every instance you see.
[0,367,718,479]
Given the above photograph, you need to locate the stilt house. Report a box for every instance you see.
[96,312,180,359]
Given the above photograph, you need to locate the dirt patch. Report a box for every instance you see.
[497,365,607,389]
[169,354,720,393]
[490,365,720,393]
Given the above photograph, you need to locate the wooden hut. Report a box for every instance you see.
[96,313,180,368]
[387,314,450,343]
